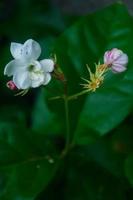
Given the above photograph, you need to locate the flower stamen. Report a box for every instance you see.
[81,63,108,92]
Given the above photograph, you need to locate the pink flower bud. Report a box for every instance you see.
[104,48,128,73]
[6,80,18,90]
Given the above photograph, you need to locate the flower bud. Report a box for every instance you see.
[104,48,128,73]
[6,80,17,90]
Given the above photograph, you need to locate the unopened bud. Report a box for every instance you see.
[6,80,17,90]
[104,48,128,73]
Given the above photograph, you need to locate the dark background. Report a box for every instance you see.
[54,0,133,15]
[0,0,133,55]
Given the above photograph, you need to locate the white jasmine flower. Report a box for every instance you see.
[104,48,128,73]
[4,39,54,89]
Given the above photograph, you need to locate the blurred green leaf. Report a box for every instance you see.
[82,122,133,178]
[64,153,127,200]
[32,88,62,135]
[39,148,130,200]
[0,121,60,200]
[125,153,133,186]
[0,0,80,47]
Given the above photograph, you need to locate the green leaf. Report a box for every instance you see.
[39,149,130,200]
[125,153,133,186]
[53,2,133,144]
[64,154,127,200]
[32,87,67,140]
[82,122,133,178]
[0,121,60,200]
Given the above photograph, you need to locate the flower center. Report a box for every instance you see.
[27,62,44,81]
[28,64,35,72]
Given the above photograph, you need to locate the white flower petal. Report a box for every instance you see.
[13,70,31,89]
[114,53,128,65]
[32,61,42,71]
[4,60,25,76]
[43,73,51,85]
[112,64,126,73]
[10,42,23,59]
[23,39,41,61]
[104,49,122,64]
[104,51,110,64]
[112,48,122,60]
[31,73,44,88]
[40,59,54,72]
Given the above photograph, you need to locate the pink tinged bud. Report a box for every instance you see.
[6,80,18,90]
[104,48,128,73]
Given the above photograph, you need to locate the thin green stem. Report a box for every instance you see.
[62,89,89,157]
[63,96,70,155]
[60,78,71,157]
[68,89,90,101]
[49,77,90,157]
[49,89,90,102]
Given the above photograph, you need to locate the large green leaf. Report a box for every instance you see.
[36,120,133,199]
[0,121,60,200]
[32,88,61,134]
[38,148,131,200]
[64,152,127,200]
[53,2,133,144]
[82,121,133,177]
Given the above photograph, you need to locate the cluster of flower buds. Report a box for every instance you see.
[82,48,128,92]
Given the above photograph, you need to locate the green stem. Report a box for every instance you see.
[63,96,70,155]
[49,82,90,157]
[49,90,90,102]
[68,89,89,101]
[62,89,89,157]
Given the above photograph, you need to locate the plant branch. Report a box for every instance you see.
[68,89,90,101]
